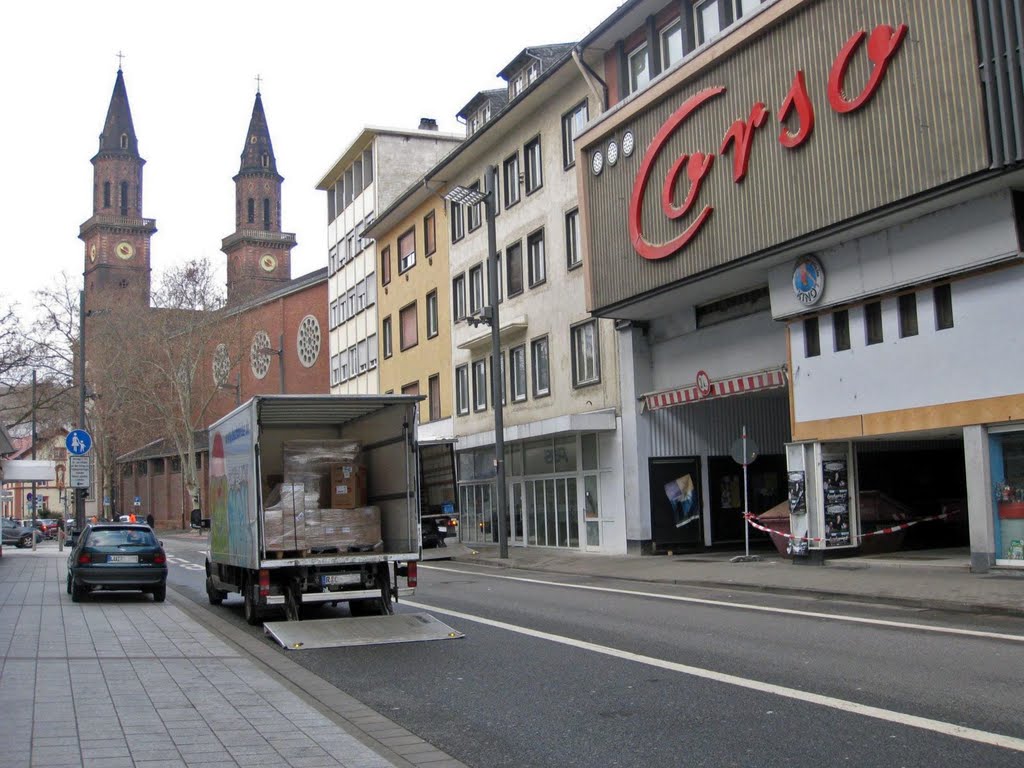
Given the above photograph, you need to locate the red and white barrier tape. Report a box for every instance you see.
[743,508,960,543]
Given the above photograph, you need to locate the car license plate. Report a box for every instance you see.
[436,526,448,533]
[322,573,360,586]
[108,555,138,563]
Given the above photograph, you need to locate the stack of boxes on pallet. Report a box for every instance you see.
[264,440,382,553]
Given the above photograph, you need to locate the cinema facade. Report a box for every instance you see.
[575,0,1024,568]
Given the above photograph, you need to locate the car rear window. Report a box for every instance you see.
[85,529,157,547]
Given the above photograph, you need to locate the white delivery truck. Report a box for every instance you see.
[203,395,422,626]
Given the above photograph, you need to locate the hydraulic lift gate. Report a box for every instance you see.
[264,612,465,650]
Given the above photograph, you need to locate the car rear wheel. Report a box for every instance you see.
[152,584,166,603]
[71,580,86,603]
[66,573,72,595]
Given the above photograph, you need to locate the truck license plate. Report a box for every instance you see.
[108,555,138,563]
[322,573,360,586]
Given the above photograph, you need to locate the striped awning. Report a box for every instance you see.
[642,367,787,412]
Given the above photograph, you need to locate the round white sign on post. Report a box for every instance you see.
[731,437,759,466]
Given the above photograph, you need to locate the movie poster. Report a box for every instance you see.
[822,459,850,546]
[788,471,806,516]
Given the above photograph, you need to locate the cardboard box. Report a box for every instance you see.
[306,506,381,551]
[263,483,312,551]
[330,462,367,509]
[284,440,361,507]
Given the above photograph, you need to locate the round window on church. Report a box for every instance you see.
[250,331,272,380]
[212,344,231,387]
[296,315,321,368]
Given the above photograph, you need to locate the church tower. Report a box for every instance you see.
[79,67,156,315]
[221,89,295,305]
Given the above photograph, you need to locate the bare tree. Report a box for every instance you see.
[0,302,34,430]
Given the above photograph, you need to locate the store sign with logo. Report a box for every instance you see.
[792,256,825,305]
[628,24,907,261]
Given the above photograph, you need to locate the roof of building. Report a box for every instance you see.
[237,91,280,178]
[497,43,576,80]
[94,68,140,160]
[456,89,510,122]
[116,430,209,463]
[0,423,14,456]
[222,266,328,319]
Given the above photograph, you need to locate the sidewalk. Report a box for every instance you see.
[446,542,1024,617]
[0,544,464,768]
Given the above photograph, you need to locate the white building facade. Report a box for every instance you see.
[318,126,461,395]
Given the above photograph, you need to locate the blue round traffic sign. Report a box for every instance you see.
[66,429,93,456]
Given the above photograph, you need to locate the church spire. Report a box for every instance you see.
[237,91,279,177]
[95,67,140,159]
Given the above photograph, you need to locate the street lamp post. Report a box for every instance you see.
[445,166,508,558]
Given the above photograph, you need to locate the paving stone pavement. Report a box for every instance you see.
[0,545,465,768]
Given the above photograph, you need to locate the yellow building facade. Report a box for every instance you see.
[372,194,453,429]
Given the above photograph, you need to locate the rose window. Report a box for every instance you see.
[250,331,272,380]
[297,315,321,368]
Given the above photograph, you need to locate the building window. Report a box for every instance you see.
[453,274,466,321]
[263,198,271,229]
[898,293,919,338]
[381,246,391,286]
[527,229,546,287]
[934,284,954,330]
[398,228,416,273]
[833,309,851,352]
[524,138,543,194]
[400,302,418,351]
[628,43,650,93]
[472,359,487,411]
[510,345,527,402]
[506,241,524,297]
[103,181,111,208]
[491,251,503,304]
[367,333,378,369]
[456,365,469,415]
[382,316,393,358]
[469,264,485,314]
[428,374,441,421]
[247,198,255,223]
[531,336,550,397]
[565,209,581,270]
[737,0,763,19]
[426,290,438,338]
[402,381,420,397]
[695,0,724,44]
[561,100,589,169]
[661,19,684,70]
[468,181,482,231]
[865,301,883,345]
[330,353,341,386]
[804,317,820,357]
[503,153,521,208]
[571,320,600,386]
[424,211,436,256]
[120,181,129,216]
[450,200,465,242]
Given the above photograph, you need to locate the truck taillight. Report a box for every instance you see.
[258,569,270,597]
[406,561,417,588]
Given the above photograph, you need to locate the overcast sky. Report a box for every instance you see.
[2,0,623,318]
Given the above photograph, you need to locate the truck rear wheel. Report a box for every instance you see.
[243,586,261,626]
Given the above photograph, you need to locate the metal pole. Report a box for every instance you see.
[76,290,86,531]
[236,371,241,405]
[31,370,37,551]
[485,165,508,559]
[742,425,750,559]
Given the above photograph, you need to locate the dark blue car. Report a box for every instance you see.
[66,524,168,602]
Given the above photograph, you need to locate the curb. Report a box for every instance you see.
[166,584,469,768]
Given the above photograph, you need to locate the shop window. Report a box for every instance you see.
[991,433,1024,563]
[898,293,919,338]
[833,309,851,352]
[804,317,820,357]
[934,284,954,330]
[864,301,883,345]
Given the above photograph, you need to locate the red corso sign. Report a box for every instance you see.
[628,23,908,261]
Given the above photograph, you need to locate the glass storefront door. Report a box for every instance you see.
[990,431,1024,565]
[523,477,579,548]
[509,481,525,546]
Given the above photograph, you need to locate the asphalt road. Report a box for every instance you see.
[163,535,1024,768]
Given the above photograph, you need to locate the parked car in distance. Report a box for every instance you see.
[34,518,59,539]
[421,513,458,549]
[66,524,168,602]
[1,518,43,548]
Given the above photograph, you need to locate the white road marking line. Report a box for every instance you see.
[420,564,1024,644]
[403,598,1024,754]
